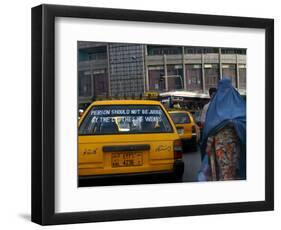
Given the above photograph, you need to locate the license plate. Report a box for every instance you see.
[112,152,143,167]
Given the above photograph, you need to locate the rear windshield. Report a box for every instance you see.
[169,113,190,124]
[79,105,173,135]
[191,111,200,123]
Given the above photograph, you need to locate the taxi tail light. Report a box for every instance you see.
[192,125,196,134]
[173,139,183,159]
[197,122,203,129]
[79,109,84,118]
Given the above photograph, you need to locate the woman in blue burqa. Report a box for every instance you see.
[199,78,246,181]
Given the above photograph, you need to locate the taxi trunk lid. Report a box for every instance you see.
[78,134,176,176]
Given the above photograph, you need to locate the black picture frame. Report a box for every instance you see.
[31,4,274,225]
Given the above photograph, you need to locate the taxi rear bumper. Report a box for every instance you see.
[79,159,184,187]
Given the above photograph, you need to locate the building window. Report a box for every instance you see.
[221,48,246,54]
[78,71,92,97]
[238,64,246,90]
[166,65,184,91]
[147,45,182,55]
[185,64,202,91]
[88,52,107,60]
[184,47,219,54]
[204,64,219,92]
[78,51,89,62]
[222,64,237,88]
[78,46,107,61]
[148,66,165,91]
[93,69,108,98]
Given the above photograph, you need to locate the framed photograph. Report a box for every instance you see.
[31,4,274,225]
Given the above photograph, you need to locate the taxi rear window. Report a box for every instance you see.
[79,105,173,135]
[169,113,190,124]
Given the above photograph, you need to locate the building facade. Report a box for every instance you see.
[108,43,145,97]
[78,42,246,107]
[145,45,246,94]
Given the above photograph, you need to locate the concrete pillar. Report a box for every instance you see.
[106,44,111,96]
[90,61,95,99]
[144,45,149,92]
[201,53,206,93]
[219,48,222,80]
[236,54,240,89]
[164,54,168,91]
[182,46,187,90]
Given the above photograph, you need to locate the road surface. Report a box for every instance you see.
[182,147,202,182]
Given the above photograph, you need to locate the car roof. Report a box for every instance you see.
[91,100,162,106]
[168,110,191,114]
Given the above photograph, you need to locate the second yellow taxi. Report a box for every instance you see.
[168,110,200,152]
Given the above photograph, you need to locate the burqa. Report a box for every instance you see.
[200,78,246,179]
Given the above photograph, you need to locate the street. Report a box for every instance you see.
[182,146,202,182]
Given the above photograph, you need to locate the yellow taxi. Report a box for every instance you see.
[78,100,184,184]
[168,110,200,152]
